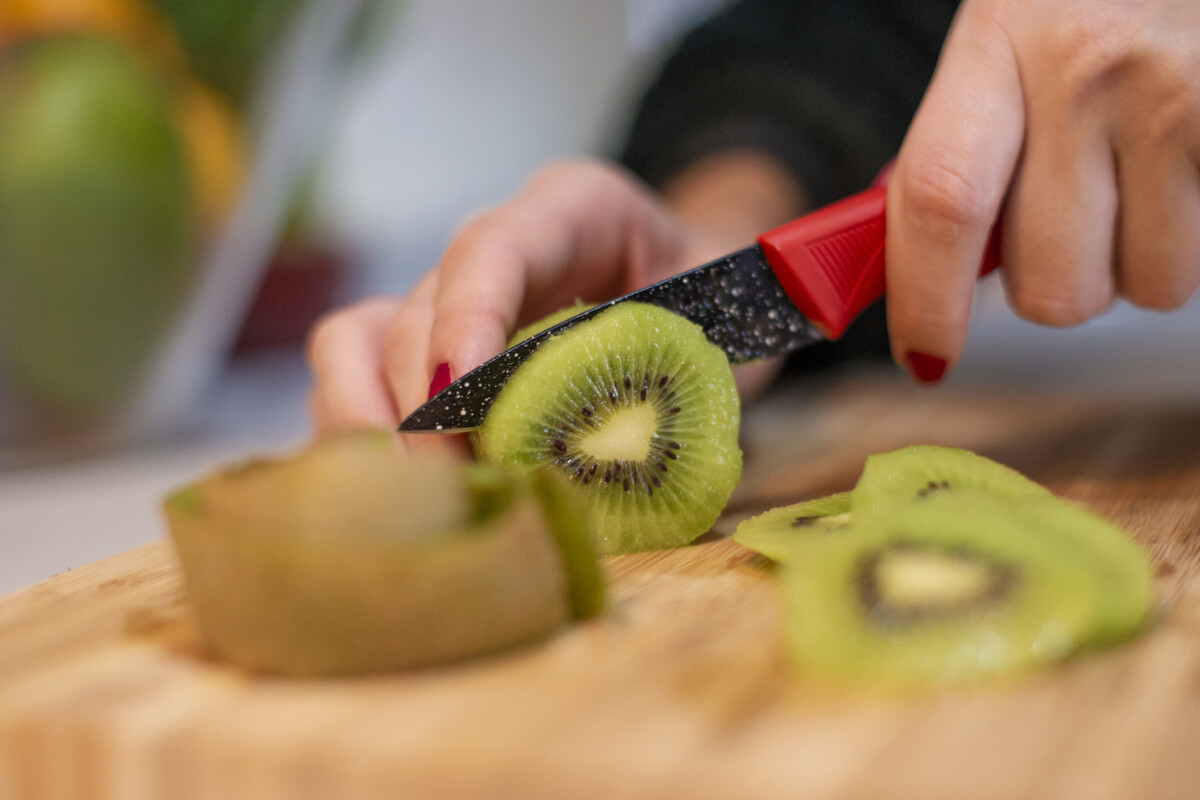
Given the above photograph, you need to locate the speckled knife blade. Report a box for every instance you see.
[399,244,822,432]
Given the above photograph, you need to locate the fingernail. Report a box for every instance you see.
[905,351,947,384]
[428,362,452,399]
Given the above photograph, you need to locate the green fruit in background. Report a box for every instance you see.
[0,34,194,414]
[147,0,304,107]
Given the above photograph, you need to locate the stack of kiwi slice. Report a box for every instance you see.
[734,445,1155,688]
[476,302,742,555]
[165,431,604,677]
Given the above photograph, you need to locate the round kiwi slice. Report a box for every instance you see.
[780,491,1134,688]
[1007,496,1155,647]
[733,492,853,563]
[165,432,604,676]
[851,445,1054,514]
[475,302,742,555]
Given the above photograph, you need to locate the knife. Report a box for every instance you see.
[400,183,1000,432]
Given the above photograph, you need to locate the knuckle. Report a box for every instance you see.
[381,299,424,351]
[899,156,992,244]
[444,213,523,271]
[525,157,614,193]
[1125,64,1200,146]
[1121,273,1200,311]
[1009,284,1108,327]
[1044,7,1139,100]
[306,304,363,362]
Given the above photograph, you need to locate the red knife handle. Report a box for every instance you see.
[757,185,1001,340]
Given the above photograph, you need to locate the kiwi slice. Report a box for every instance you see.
[1006,496,1154,647]
[507,301,595,347]
[733,492,853,563]
[165,432,604,676]
[852,445,1054,514]
[781,491,1123,688]
[475,302,742,555]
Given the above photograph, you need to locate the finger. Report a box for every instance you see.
[1115,146,1200,310]
[1002,72,1118,326]
[306,298,404,435]
[425,205,540,380]
[382,270,441,423]
[425,162,678,381]
[886,0,1025,381]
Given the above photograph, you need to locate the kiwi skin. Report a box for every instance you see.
[475,302,743,555]
[165,433,603,677]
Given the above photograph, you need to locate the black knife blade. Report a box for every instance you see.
[399,245,822,432]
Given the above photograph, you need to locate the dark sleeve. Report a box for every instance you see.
[617,0,959,375]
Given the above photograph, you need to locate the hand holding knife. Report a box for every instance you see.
[401,181,1001,434]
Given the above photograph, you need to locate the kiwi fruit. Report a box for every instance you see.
[780,491,1127,688]
[165,431,604,676]
[733,492,853,563]
[475,302,742,555]
[1004,495,1154,647]
[852,445,1053,514]
[529,467,606,619]
[507,301,595,347]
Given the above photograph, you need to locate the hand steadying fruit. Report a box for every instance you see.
[307,0,1200,441]
[307,153,805,440]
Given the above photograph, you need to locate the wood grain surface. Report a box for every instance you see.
[3,368,1200,800]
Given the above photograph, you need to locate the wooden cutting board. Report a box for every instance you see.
[4,368,1200,800]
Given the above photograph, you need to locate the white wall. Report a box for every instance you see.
[311,0,724,297]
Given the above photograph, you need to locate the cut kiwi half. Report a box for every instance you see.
[781,491,1127,688]
[165,431,604,676]
[733,492,853,563]
[475,302,742,555]
[852,445,1053,514]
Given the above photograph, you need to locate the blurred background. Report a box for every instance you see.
[0,0,727,592]
[2,0,1198,595]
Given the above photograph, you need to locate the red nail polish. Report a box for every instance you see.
[906,351,947,384]
[428,362,452,399]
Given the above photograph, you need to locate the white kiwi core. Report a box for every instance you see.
[876,550,995,608]
[580,403,657,462]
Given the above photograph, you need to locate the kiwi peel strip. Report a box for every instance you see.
[165,432,604,677]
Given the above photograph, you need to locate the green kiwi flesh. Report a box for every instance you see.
[733,492,853,563]
[165,432,604,676]
[475,302,742,555]
[1005,496,1154,647]
[852,445,1053,514]
[782,491,1120,688]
